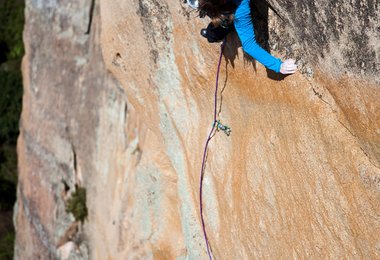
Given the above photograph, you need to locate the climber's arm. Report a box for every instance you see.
[234,0,282,73]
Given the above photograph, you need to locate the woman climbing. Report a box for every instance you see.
[186,0,297,75]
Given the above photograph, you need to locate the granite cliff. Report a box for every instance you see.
[15,0,379,259]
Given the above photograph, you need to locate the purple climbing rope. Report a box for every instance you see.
[199,39,226,260]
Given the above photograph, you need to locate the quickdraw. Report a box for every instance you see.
[216,120,231,136]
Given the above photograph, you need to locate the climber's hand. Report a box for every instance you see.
[280,59,297,74]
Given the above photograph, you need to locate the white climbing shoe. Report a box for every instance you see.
[186,0,199,9]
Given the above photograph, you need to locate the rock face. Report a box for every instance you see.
[15,1,125,258]
[15,0,379,259]
[266,0,379,79]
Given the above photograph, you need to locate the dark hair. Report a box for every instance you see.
[199,0,236,18]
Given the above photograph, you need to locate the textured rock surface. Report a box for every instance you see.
[266,0,380,79]
[15,0,379,259]
[15,0,125,258]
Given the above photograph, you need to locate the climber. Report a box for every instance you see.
[186,0,297,74]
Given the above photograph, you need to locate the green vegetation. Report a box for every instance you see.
[66,186,88,223]
[0,231,14,259]
[0,0,25,65]
[0,0,25,258]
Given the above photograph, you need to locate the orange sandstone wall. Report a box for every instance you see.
[15,0,379,259]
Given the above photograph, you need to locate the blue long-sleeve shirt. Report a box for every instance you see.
[233,0,282,73]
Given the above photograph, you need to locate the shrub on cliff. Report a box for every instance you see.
[66,185,88,223]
